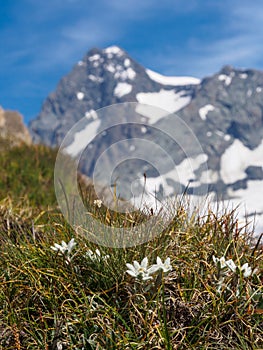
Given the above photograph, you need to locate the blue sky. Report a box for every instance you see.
[1,0,263,124]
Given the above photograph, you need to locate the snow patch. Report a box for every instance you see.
[256,86,262,93]
[85,110,98,120]
[78,61,84,66]
[220,139,263,184]
[200,169,219,184]
[199,104,215,121]
[88,75,103,83]
[227,181,263,235]
[89,54,100,61]
[114,67,136,80]
[106,64,115,73]
[136,89,191,123]
[218,74,232,86]
[65,119,101,157]
[124,58,130,67]
[140,153,208,197]
[173,154,208,187]
[239,73,248,79]
[104,46,124,56]
[146,68,200,86]
[114,82,133,97]
[106,62,136,80]
[76,92,84,100]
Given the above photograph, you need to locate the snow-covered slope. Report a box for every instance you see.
[146,68,200,86]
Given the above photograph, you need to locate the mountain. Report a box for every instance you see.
[29,46,263,234]
[30,46,199,146]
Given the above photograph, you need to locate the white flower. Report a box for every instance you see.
[213,256,237,272]
[148,257,172,274]
[213,255,253,278]
[94,199,102,208]
[126,257,153,281]
[51,238,76,256]
[213,255,227,269]
[225,259,236,272]
[241,263,252,278]
[86,248,109,261]
[56,341,63,350]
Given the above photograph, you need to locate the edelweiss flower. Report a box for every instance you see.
[148,257,172,274]
[51,238,76,255]
[225,259,236,272]
[213,256,237,272]
[86,248,109,261]
[94,199,102,208]
[213,255,253,278]
[212,255,227,269]
[241,263,252,278]
[126,257,153,281]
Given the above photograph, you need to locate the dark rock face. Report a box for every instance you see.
[245,166,263,180]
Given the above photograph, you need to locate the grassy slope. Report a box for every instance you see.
[0,141,262,349]
[0,141,57,207]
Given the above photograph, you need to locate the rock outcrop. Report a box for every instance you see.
[0,106,31,146]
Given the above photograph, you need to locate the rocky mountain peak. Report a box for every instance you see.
[28,47,263,233]
[29,45,194,146]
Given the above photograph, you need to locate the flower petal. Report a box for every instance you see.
[142,274,153,281]
[164,257,170,265]
[226,259,236,272]
[133,261,140,270]
[156,256,162,265]
[219,257,227,268]
[212,255,218,264]
[95,249,101,256]
[141,257,148,268]
[147,265,160,274]
[126,270,137,277]
[126,263,135,272]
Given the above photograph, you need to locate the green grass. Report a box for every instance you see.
[0,141,57,207]
[0,141,262,349]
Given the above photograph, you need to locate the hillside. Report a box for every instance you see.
[0,140,57,207]
[0,137,262,349]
